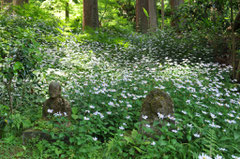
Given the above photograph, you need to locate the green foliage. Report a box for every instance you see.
[0,3,61,113]
[1,3,240,159]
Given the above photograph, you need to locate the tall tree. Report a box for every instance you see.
[13,0,28,5]
[65,0,69,22]
[161,0,164,29]
[136,0,157,33]
[170,0,184,26]
[83,0,99,30]
[148,0,157,31]
[1,0,12,9]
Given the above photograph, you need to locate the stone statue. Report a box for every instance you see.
[42,82,71,119]
[140,89,175,136]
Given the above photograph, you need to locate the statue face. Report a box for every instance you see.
[49,82,61,98]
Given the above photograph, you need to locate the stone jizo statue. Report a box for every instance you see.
[42,82,71,119]
[140,89,175,136]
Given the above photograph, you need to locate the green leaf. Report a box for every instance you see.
[187,135,192,141]
[134,146,144,153]
[159,141,167,146]
[234,131,240,140]
[142,8,149,18]
[13,61,23,71]
[71,114,79,120]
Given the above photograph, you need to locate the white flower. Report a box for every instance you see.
[210,113,217,119]
[228,113,234,117]
[142,115,148,120]
[47,109,53,113]
[119,126,124,130]
[198,153,212,159]
[89,105,95,109]
[93,137,97,141]
[214,155,222,159]
[195,113,201,117]
[202,111,207,114]
[93,111,99,116]
[106,111,112,115]
[99,113,104,118]
[181,110,187,114]
[167,115,176,121]
[225,119,236,124]
[127,104,132,108]
[108,101,114,106]
[187,124,193,128]
[84,117,90,120]
[54,112,62,117]
[157,112,164,119]
[145,124,151,128]
[151,141,156,146]
[172,130,178,133]
[209,122,221,128]
[219,147,227,152]
[126,116,130,119]
[232,155,240,159]
[194,133,200,138]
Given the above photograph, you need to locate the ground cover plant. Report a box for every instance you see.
[1,3,240,159]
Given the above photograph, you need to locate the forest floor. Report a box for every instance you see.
[1,17,240,158]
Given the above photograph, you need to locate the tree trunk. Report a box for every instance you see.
[65,1,69,22]
[136,0,157,33]
[148,0,157,32]
[1,0,12,9]
[13,0,28,5]
[161,0,164,29]
[3,0,12,3]
[170,0,184,26]
[136,0,148,33]
[234,11,240,32]
[83,0,99,30]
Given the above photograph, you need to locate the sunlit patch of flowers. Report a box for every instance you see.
[38,31,240,158]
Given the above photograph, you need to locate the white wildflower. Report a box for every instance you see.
[47,109,53,113]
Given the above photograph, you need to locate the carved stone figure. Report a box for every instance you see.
[42,82,71,119]
[140,89,175,136]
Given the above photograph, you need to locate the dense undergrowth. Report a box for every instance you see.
[0,4,240,159]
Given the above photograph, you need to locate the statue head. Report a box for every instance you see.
[49,82,61,98]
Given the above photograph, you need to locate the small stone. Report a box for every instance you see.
[22,129,51,145]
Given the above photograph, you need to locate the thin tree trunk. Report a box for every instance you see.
[83,0,99,30]
[230,0,237,79]
[65,1,69,22]
[161,0,164,29]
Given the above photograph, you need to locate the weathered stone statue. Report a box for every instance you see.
[42,82,71,119]
[140,89,175,136]
[22,82,71,145]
